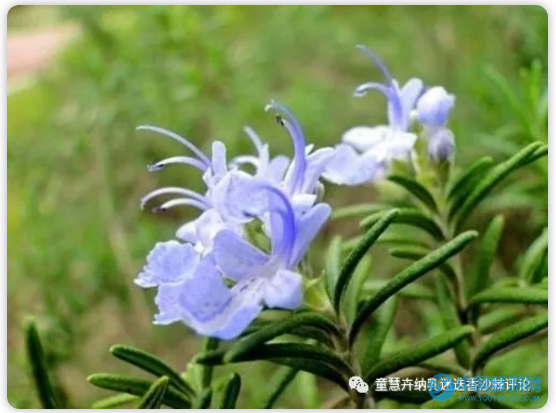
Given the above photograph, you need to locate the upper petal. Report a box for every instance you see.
[417,86,455,127]
[300,147,336,193]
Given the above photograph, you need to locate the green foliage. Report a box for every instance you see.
[220,373,242,409]
[136,376,169,409]
[472,313,548,373]
[10,5,548,409]
[333,209,398,312]
[87,374,191,408]
[24,318,60,409]
[110,344,195,398]
[364,326,474,383]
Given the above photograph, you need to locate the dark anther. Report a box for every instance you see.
[275,114,285,126]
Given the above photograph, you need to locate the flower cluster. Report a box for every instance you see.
[324,45,455,185]
[136,102,334,340]
[136,46,456,339]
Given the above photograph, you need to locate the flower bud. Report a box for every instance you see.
[428,128,455,162]
[417,86,455,127]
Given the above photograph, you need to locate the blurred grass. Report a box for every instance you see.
[7,5,547,408]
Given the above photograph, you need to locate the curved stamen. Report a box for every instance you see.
[356,45,393,84]
[147,156,208,172]
[152,198,209,213]
[265,101,307,194]
[137,125,211,166]
[243,126,264,155]
[141,187,209,210]
[354,82,392,99]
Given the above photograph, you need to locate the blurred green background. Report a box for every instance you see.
[7,5,547,408]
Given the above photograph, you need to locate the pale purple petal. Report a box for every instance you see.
[213,230,269,282]
[417,86,455,127]
[323,144,384,186]
[263,269,303,310]
[211,141,228,178]
[342,126,391,152]
[397,78,424,129]
[290,203,331,267]
[267,155,290,184]
[300,147,335,193]
[136,241,199,288]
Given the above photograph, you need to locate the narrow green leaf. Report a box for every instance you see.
[233,343,353,379]
[389,246,456,279]
[472,313,548,373]
[435,275,471,368]
[220,373,241,409]
[469,287,548,307]
[262,368,298,409]
[360,296,398,374]
[344,255,372,323]
[193,388,212,409]
[478,308,524,335]
[110,344,195,398]
[518,228,548,284]
[224,312,342,363]
[446,156,494,201]
[136,376,169,409]
[324,236,343,301]
[452,142,545,230]
[388,174,438,212]
[24,318,59,409]
[200,338,219,389]
[297,372,320,408]
[363,281,435,301]
[350,231,477,344]
[87,374,191,409]
[467,215,505,299]
[332,203,389,220]
[361,208,445,241]
[334,209,399,312]
[364,326,474,384]
[91,393,138,409]
[261,357,348,390]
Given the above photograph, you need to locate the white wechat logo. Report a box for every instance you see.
[348,376,369,394]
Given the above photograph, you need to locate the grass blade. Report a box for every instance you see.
[472,313,548,373]
[136,376,169,409]
[334,209,399,312]
[350,231,477,344]
[24,318,59,409]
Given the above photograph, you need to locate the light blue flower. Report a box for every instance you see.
[324,46,423,186]
[152,184,331,339]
